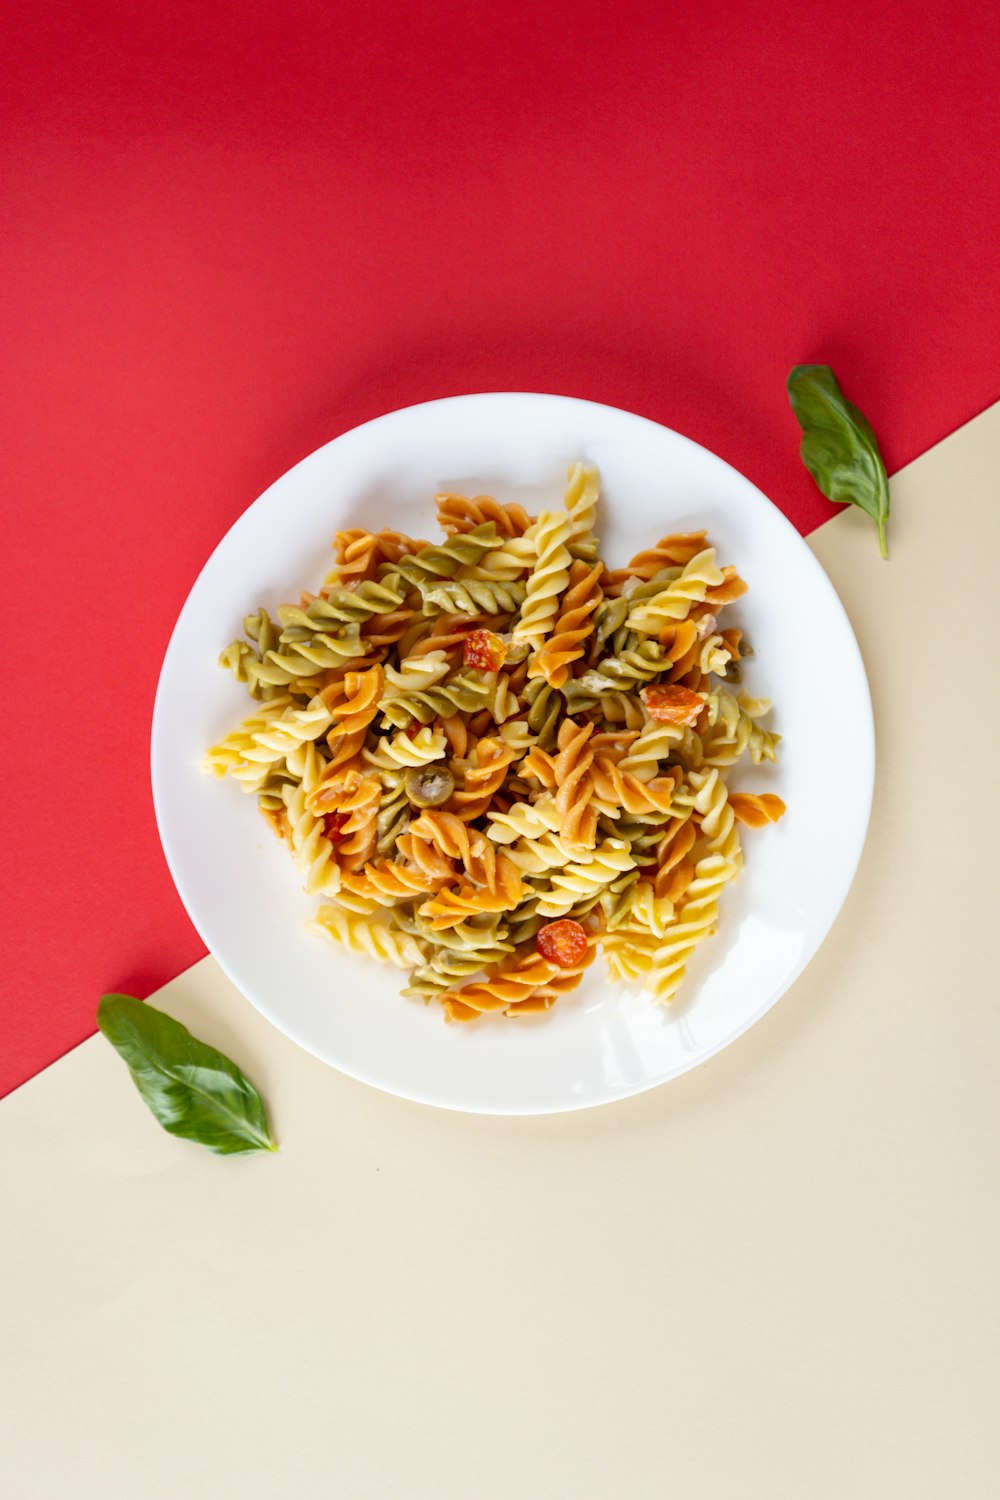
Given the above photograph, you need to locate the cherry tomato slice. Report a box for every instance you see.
[536,919,588,968]
[324,812,349,843]
[463,628,508,672]
[641,683,704,726]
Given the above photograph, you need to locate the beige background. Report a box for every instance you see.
[3,406,999,1499]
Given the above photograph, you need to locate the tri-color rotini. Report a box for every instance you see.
[206,464,785,1021]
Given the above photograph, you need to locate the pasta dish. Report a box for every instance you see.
[205,465,784,1021]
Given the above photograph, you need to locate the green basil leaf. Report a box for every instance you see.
[787,364,891,558]
[97,994,277,1156]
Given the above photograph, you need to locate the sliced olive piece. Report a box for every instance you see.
[404,765,455,808]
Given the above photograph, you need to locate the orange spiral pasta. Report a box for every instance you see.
[652,810,699,903]
[436,493,534,537]
[602,531,709,595]
[438,712,477,760]
[590,750,678,817]
[419,870,524,930]
[361,606,417,652]
[447,737,521,821]
[728,792,787,828]
[439,938,596,1021]
[521,721,597,846]
[340,859,444,904]
[335,774,386,870]
[329,529,383,585]
[323,664,384,774]
[528,559,603,688]
[705,565,748,607]
[209,464,784,1023]
[402,810,524,902]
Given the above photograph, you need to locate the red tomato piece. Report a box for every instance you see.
[536,919,588,968]
[324,812,348,843]
[641,683,704,726]
[463,628,508,672]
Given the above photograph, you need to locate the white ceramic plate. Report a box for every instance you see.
[152,393,873,1115]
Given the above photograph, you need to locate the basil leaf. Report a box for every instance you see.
[787,364,891,558]
[97,994,277,1155]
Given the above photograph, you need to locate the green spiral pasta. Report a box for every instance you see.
[224,624,364,692]
[600,810,674,861]
[522,677,562,750]
[599,869,641,930]
[390,524,502,586]
[420,578,527,615]
[571,643,668,694]
[278,574,406,633]
[375,771,410,856]
[561,681,647,728]
[378,668,492,729]
[593,595,629,645]
[218,611,282,699]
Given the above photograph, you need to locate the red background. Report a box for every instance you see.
[3,0,998,1094]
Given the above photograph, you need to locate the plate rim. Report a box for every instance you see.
[151,390,875,1115]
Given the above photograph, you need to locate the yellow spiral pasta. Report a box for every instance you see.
[364,725,447,769]
[533,838,636,918]
[485,795,563,844]
[603,924,659,983]
[208,462,784,1023]
[203,695,295,781]
[281,754,343,898]
[616,715,695,782]
[627,548,726,632]
[563,461,599,545]
[511,509,573,651]
[310,907,429,969]
[700,687,779,767]
[644,846,741,1007]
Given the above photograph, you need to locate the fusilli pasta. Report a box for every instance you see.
[208,463,784,1021]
